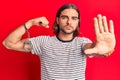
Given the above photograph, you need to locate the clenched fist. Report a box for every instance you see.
[28,16,49,28]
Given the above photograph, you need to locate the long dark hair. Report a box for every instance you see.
[53,4,80,37]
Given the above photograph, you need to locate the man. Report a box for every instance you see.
[3,4,116,80]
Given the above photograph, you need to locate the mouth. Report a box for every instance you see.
[65,25,72,30]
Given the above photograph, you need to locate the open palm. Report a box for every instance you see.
[85,14,116,56]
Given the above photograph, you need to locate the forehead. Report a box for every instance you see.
[60,8,78,17]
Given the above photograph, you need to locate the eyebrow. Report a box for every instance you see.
[60,15,78,19]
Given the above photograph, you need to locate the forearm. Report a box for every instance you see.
[84,43,95,50]
[84,42,114,56]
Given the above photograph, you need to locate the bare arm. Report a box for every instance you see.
[3,17,49,52]
[83,14,116,56]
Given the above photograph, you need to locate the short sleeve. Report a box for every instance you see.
[80,37,94,58]
[28,36,50,55]
[81,37,92,49]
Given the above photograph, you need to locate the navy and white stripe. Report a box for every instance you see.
[29,36,92,80]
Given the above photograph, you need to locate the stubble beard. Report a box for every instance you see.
[60,25,77,35]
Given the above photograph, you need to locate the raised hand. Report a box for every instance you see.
[29,16,49,28]
[84,14,116,56]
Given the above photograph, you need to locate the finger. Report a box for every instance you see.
[102,16,109,32]
[84,48,98,55]
[43,24,49,28]
[109,20,114,34]
[46,25,49,28]
[98,14,104,33]
[94,17,100,35]
[39,21,49,28]
[103,53,110,57]
[41,23,49,28]
[43,18,49,28]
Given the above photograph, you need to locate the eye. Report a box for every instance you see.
[72,17,78,20]
[60,15,68,19]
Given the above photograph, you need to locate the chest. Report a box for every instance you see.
[40,41,85,61]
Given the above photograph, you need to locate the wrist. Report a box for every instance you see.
[25,20,33,29]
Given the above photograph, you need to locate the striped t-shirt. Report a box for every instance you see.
[29,36,92,80]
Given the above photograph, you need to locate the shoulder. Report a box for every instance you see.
[30,35,54,39]
[29,36,55,42]
[75,37,92,43]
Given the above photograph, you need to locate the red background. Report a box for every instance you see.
[0,0,120,80]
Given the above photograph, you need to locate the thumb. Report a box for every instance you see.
[45,25,49,28]
[84,48,98,55]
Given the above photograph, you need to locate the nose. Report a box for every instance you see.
[67,18,72,25]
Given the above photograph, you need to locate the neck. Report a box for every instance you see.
[57,32,74,41]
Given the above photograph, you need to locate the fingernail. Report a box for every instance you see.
[98,14,102,17]
[110,20,113,22]
[103,16,106,18]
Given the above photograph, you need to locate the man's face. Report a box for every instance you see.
[57,8,79,35]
